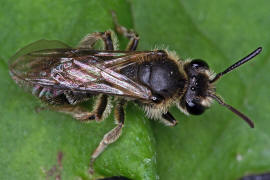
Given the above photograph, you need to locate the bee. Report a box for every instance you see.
[9,12,262,174]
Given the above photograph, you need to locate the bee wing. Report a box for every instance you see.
[63,59,153,100]
[9,39,72,87]
[9,41,154,100]
[9,39,71,62]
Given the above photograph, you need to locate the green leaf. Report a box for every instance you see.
[1,0,270,180]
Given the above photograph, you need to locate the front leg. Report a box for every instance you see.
[161,111,178,126]
[89,99,126,174]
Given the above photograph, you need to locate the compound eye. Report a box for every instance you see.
[185,99,205,115]
[190,59,209,70]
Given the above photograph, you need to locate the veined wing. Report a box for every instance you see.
[9,39,71,87]
[9,40,156,100]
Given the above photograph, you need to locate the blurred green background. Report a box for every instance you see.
[1,0,270,179]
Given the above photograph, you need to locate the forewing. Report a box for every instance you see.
[9,39,71,87]
[49,56,153,100]
[10,43,154,100]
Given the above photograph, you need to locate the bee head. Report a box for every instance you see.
[182,59,211,115]
[179,47,262,128]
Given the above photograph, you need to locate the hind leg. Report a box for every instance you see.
[46,93,112,122]
[34,87,112,122]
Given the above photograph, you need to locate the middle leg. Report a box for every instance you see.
[112,11,140,51]
[89,99,126,174]
[78,30,115,50]
[81,94,112,122]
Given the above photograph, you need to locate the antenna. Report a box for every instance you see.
[209,93,254,128]
[210,47,262,83]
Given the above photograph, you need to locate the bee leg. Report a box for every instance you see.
[89,99,126,174]
[64,91,92,105]
[161,111,178,126]
[64,92,111,121]
[77,31,114,50]
[51,105,96,121]
[112,11,139,51]
[47,94,112,122]
[81,94,112,122]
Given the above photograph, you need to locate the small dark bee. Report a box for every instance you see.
[9,13,262,174]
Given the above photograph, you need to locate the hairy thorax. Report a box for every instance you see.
[120,57,187,119]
